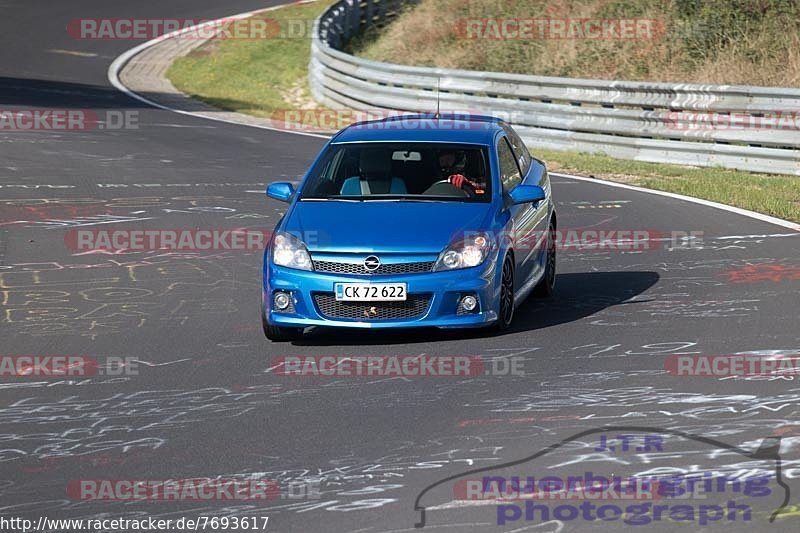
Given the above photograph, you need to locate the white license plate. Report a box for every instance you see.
[334,283,407,301]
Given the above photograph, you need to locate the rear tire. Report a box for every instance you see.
[261,298,303,342]
[492,256,515,332]
[533,222,556,298]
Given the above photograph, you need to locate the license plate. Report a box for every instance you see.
[334,283,407,301]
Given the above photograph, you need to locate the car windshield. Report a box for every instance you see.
[300,142,491,202]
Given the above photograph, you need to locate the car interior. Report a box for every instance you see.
[305,144,489,200]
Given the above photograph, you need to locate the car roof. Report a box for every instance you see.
[331,113,506,145]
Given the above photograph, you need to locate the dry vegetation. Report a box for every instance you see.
[350,0,800,87]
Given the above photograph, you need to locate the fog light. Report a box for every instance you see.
[461,295,478,312]
[274,291,291,311]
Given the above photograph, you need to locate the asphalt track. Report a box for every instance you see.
[1,1,799,532]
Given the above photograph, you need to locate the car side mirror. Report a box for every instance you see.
[266,182,295,203]
[509,184,545,205]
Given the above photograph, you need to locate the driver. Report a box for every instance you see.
[438,149,484,195]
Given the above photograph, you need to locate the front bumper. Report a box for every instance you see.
[263,260,499,329]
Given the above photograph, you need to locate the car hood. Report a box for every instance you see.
[284,200,494,254]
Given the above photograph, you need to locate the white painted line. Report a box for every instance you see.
[716,233,799,240]
[552,172,800,232]
[107,0,329,140]
[106,4,800,233]
[48,49,98,57]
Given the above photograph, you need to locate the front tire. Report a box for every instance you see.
[493,255,515,332]
[533,222,556,298]
[264,323,303,342]
[261,298,303,342]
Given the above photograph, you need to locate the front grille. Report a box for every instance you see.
[313,260,434,275]
[313,293,432,321]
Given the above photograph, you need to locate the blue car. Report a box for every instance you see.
[261,114,556,341]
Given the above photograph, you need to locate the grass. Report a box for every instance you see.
[537,149,800,222]
[351,0,800,87]
[165,0,800,223]
[167,0,336,119]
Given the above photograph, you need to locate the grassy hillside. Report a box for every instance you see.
[168,1,334,118]
[351,0,800,87]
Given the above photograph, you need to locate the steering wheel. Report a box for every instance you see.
[432,178,476,198]
[422,179,469,197]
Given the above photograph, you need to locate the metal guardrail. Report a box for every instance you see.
[309,0,800,175]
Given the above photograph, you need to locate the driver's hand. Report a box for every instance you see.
[447,174,475,189]
[448,174,479,192]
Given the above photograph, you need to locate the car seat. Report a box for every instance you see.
[340,148,407,195]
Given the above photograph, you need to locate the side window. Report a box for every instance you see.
[503,126,531,176]
[497,136,522,193]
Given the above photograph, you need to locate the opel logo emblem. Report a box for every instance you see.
[363,255,381,272]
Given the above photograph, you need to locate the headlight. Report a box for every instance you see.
[272,231,313,271]
[434,232,494,271]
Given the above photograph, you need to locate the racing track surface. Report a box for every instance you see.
[1,1,799,532]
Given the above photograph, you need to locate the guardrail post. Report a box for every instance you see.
[365,0,375,28]
[346,0,360,40]
[377,0,386,24]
